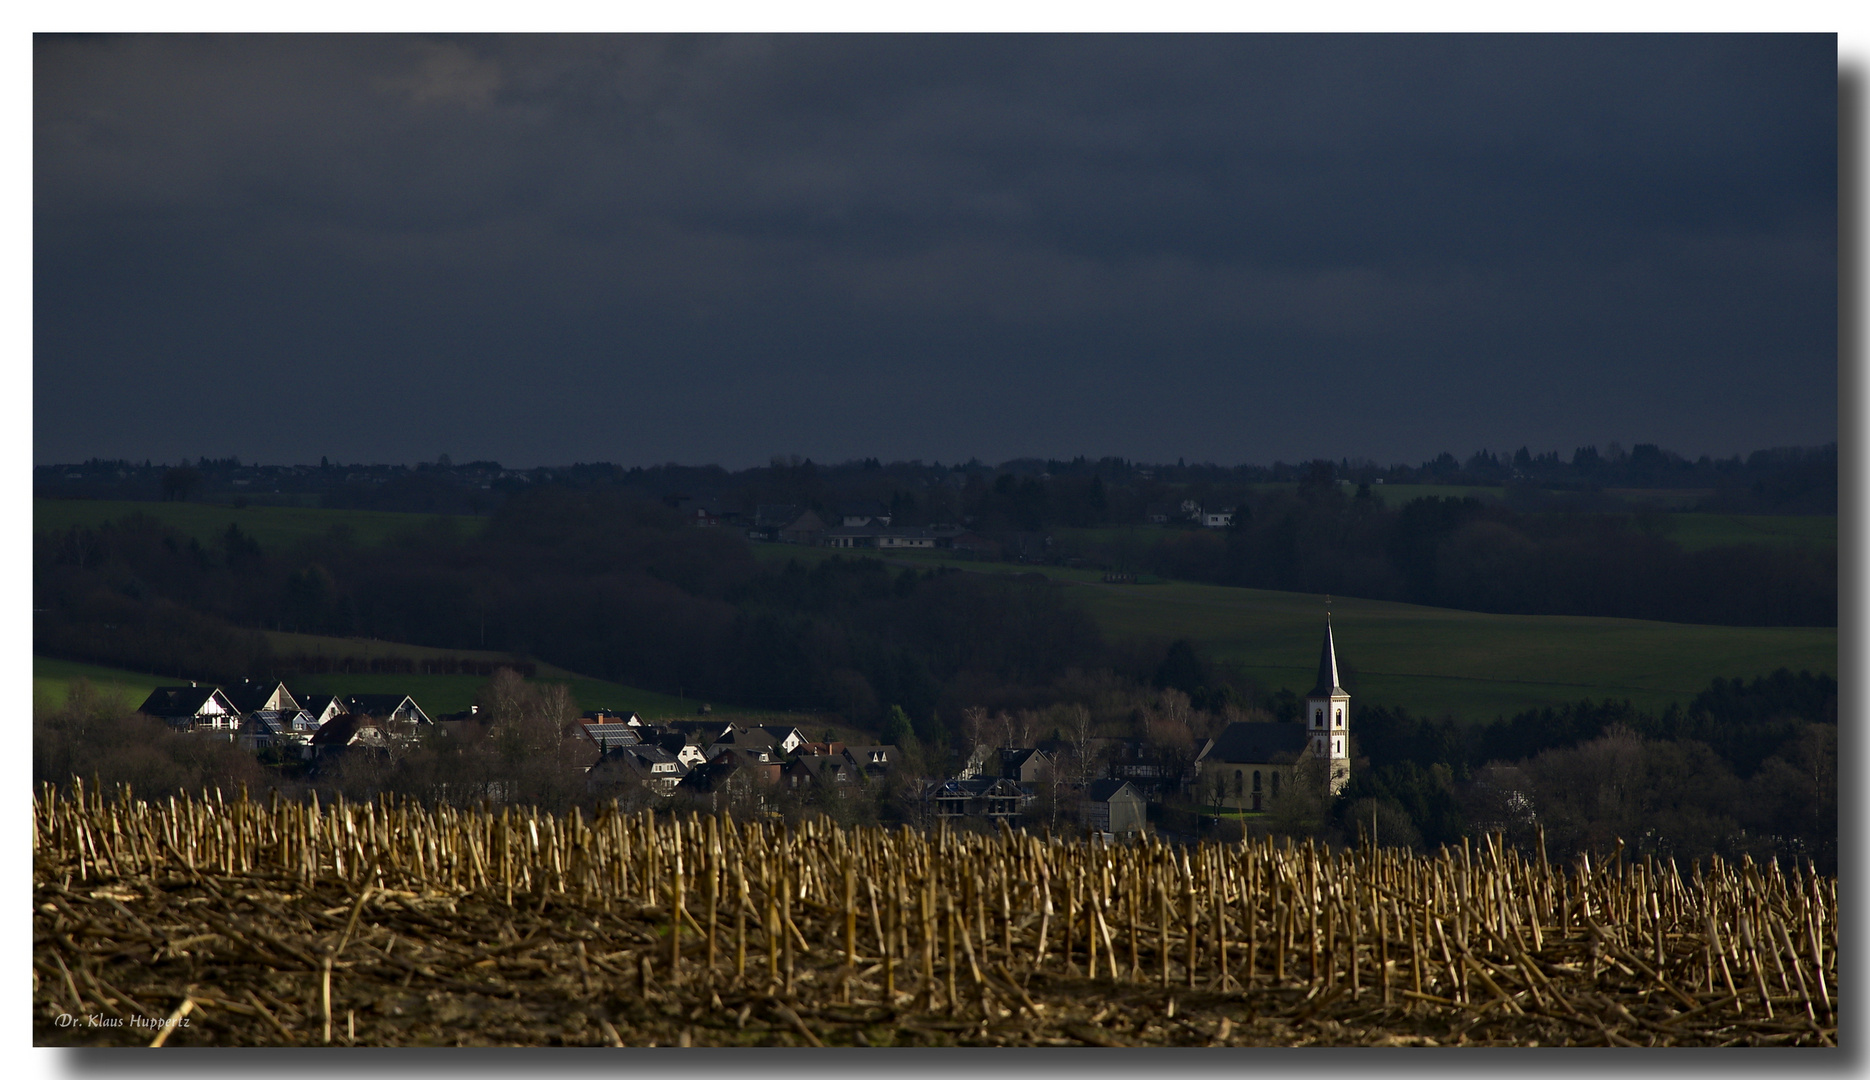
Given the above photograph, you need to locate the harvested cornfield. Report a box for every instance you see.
[34,782,1837,1047]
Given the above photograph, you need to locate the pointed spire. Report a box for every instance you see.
[1309,615,1344,698]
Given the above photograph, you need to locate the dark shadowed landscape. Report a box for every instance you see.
[34,33,1839,1048]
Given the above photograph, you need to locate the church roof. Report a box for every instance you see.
[1203,722,1309,764]
[1309,616,1346,698]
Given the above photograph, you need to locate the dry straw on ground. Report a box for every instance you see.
[34,781,1836,1046]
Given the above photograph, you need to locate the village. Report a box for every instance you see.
[133,620,1356,841]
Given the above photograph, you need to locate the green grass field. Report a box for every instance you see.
[748,541,1834,723]
[1359,483,1506,507]
[1070,580,1834,722]
[1602,487,1713,509]
[1660,513,1837,552]
[33,657,168,716]
[34,498,486,552]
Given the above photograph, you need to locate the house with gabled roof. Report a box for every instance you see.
[223,679,300,716]
[841,744,898,780]
[137,685,241,735]
[925,776,1025,822]
[998,748,1054,785]
[594,744,689,796]
[308,712,391,757]
[295,694,350,729]
[708,745,783,783]
[339,694,432,736]
[575,720,642,753]
[1080,779,1147,837]
[237,713,286,753]
[776,509,828,546]
[781,755,859,796]
[676,758,745,799]
[759,725,808,754]
[634,729,708,767]
[711,726,778,756]
[238,709,320,755]
[585,748,650,798]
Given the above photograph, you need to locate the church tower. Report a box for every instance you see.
[1305,616,1351,794]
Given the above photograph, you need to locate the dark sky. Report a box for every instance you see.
[34,34,1837,470]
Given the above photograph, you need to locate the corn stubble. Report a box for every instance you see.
[34,780,1836,1047]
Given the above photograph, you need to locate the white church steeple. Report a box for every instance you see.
[1304,614,1351,794]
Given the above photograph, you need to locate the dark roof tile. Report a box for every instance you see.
[1204,722,1309,764]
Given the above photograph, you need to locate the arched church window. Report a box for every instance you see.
[1335,709,1343,727]
[1234,770,1243,796]
[1270,772,1280,797]
[1252,770,1261,792]
[1314,709,1323,728]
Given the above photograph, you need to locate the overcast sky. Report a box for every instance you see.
[34,34,1837,470]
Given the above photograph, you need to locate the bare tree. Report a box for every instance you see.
[1066,703,1094,786]
[1009,709,1038,750]
[1156,688,1193,732]
[962,705,990,757]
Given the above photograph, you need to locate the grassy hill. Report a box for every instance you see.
[33,497,487,551]
[1069,579,1833,722]
[749,542,1835,722]
[33,658,169,716]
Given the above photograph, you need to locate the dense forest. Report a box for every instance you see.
[1136,477,1834,626]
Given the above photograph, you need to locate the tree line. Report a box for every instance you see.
[1132,480,1833,626]
[37,441,1837,517]
[1337,669,1836,873]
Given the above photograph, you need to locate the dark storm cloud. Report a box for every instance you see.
[34,34,1836,468]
